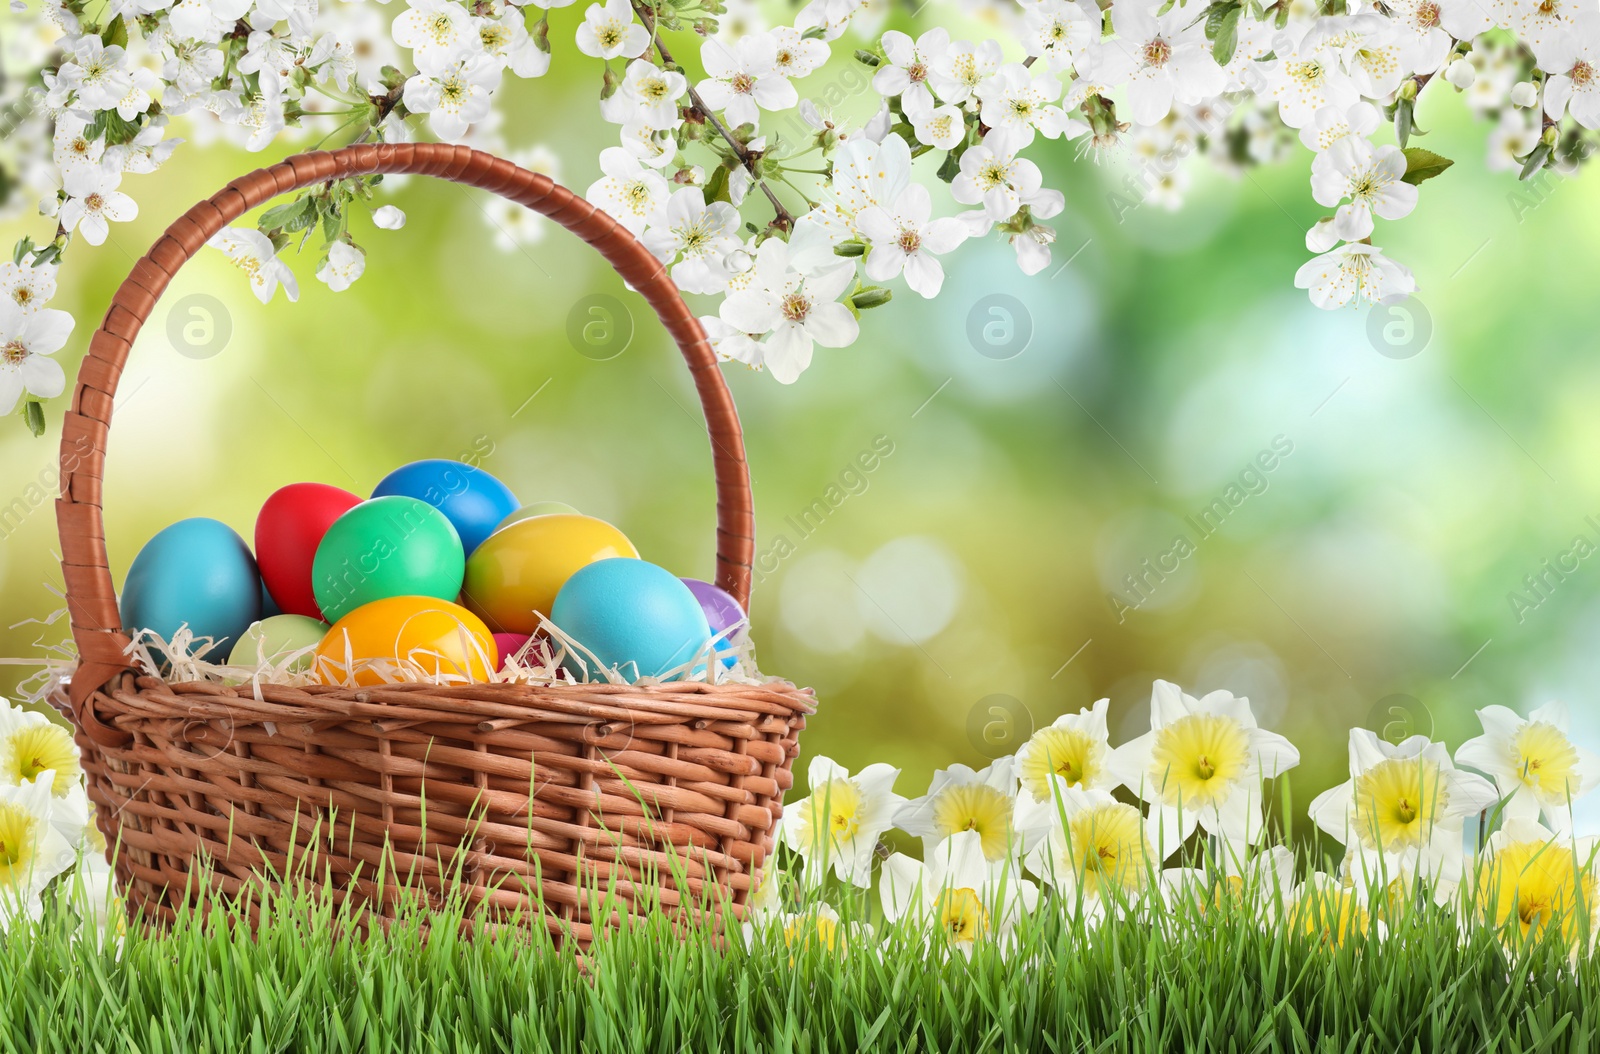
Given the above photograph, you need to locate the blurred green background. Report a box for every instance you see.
[5,7,1600,843]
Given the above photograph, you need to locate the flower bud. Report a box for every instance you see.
[1398,78,1419,101]
[1510,81,1538,108]
[1444,59,1475,90]
[371,205,406,230]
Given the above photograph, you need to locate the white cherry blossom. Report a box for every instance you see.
[208,228,300,305]
[975,64,1075,146]
[602,59,688,131]
[856,184,968,298]
[575,0,650,61]
[0,263,57,317]
[586,147,670,234]
[403,55,499,140]
[1542,20,1600,128]
[59,166,138,247]
[1298,100,1380,152]
[718,238,859,384]
[698,34,797,130]
[56,38,134,112]
[0,304,73,415]
[392,0,481,74]
[1088,3,1226,125]
[642,187,743,294]
[929,38,1002,106]
[910,103,967,150]
[1310,136,1418,240]
[873,28,949,117]
[952,130,1045,222]
[1294,243,1417,308]
[316,242,366,292]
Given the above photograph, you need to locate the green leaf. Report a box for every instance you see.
[704,164,730,205]
[1400,147,1453,185]
[1208,4,1242,64]
[23,399,45,437]
[100,13,128,49]
[258,197,315,234]
[936,149,961,183]
[1518,142,1551,180]
[832,240,866,258]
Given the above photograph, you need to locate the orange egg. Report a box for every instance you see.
[462,514,638,634]
[313,595,495,686]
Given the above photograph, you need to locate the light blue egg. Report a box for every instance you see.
[372,460,518,556]
[120,518,262,662]
[552,559,713,683]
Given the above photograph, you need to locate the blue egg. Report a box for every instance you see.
[259,578,282,619]
[120,518,262,662]
[552,559,713,683]
[372,460,518,556]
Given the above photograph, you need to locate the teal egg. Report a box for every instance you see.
[227,614,330,671]
[120,518,262,661]
[551,559,712,683]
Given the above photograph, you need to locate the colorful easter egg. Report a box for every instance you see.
[551,558,712,683]
[682,578,745,670]
[255,482,362,618]
[120,518,261,661]
[311,496,465,624]
[227,614,329,671]
[313,595,495,686]
[492,632,533,665]
[463,514,638,635]
[372,460,518,556]
[495,501,579,532]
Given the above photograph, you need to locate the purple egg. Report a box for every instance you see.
[681,578,744,668]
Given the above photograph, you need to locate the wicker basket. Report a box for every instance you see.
[53,143,815,946]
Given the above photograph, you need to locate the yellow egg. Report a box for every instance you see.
[313,595,495,686]
[462,514,638,634]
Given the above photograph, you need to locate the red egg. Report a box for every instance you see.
[255,482,363,619]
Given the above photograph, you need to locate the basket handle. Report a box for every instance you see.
[55,143,756,713]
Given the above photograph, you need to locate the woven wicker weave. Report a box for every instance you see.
[53,143,815,945]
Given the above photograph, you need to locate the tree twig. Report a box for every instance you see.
[632,4,795,231]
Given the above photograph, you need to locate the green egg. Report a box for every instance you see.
[311,496,466,623]
[227,614,330,672]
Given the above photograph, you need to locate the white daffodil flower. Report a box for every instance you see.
[894,757,1020,864]
[1309,729,1498,902]
[781,754,905,888]
[1455,701,1600,833]
[1011,698,1119,846]
[880,830,1038,957]
[1022,785,1155,914]
[1474,817,1600,953]
[0,775,77,932]
[1110,680,1300,862]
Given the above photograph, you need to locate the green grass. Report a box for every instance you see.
[1,866,1597,1054]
